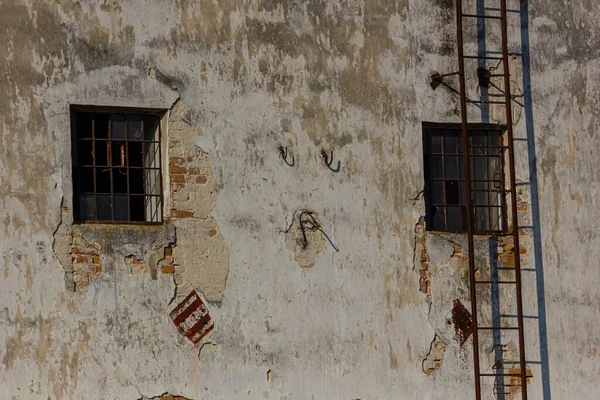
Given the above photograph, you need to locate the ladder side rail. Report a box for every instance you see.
[455,1,482,399]
[499,0,528,398]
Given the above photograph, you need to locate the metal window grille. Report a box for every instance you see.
[423,123,507,234]
[70,109,164,224]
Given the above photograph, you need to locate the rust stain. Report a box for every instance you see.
[496,367,534,399]
[451,299,473,346]
[170,290,214,345]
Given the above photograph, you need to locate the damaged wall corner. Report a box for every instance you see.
[168,99,230,303]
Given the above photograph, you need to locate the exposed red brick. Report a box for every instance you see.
[165,247,173,256]
[170,166,187,174]
[209,229,217,237]
[171,182,185,191]
[74,255,89,264]
[187,167,201,175]
[171,210,194,218]
[186,156,193,162]
[128,256,144,264]
[92,256,100,264]
[171,174,186,183]
[161,265,175,274]
[169,157,185,167]
[196,175,208,184]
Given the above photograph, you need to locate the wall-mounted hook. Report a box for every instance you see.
[278,146,295,167]
[320,149,341,173]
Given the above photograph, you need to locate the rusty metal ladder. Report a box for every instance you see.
[454,1,528,399]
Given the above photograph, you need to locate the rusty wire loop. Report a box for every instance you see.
[278,146,294,167]
[299,211,340,252]
[320,149,340,172]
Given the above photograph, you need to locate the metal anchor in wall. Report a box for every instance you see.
[320,149,340,173]
[278,146,295,167]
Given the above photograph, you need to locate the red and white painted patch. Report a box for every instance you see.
[170,290,214,345]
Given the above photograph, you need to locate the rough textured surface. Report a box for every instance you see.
[169,100,230,303]
[0,0,599,399]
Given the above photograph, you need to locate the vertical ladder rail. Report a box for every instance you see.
[500,0,528,398]
[454,1,482,399]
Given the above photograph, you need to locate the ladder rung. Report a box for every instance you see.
[466,100,506,104]
[477,326,520,330]
[484,7,520,14]
[480,373,524,377]
[462,55,504,60]
[461,13,503,20]
[475,280,517,284]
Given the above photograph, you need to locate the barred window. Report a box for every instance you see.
[423,123,507,234]
[70,109,164,223]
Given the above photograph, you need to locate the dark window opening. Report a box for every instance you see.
[71,109,164,224]
[423,123,507,234]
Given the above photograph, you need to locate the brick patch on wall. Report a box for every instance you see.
[414,217,431,299]
[169,155,210,219]
[71,232,103,291]
[422,334,447,374]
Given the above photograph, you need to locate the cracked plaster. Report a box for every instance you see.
[0,1,599,399]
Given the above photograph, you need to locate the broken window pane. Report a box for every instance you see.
[431,206,445,231]
[97,195,112,221]
[114,195,128,221]
[447,207,463,231]
[79,195,95,221]
[430,135,442,153]
[429,156,443,179]
[128,116,143,141]
[111,114,126,140]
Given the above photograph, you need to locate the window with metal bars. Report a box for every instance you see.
[423,123,507,234]
[70,108,164,224]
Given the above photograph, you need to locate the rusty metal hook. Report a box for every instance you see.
[320,149,340,173]
[279,146,295,167]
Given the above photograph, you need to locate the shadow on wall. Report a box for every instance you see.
[476,0,551,398]
[519,1,552,398]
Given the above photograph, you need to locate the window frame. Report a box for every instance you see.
[422,122,508,235]
[70,105,166,225]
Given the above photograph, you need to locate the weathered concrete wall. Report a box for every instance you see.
[0,0,598,399]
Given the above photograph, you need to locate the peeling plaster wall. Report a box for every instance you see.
[0,0,599,399]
